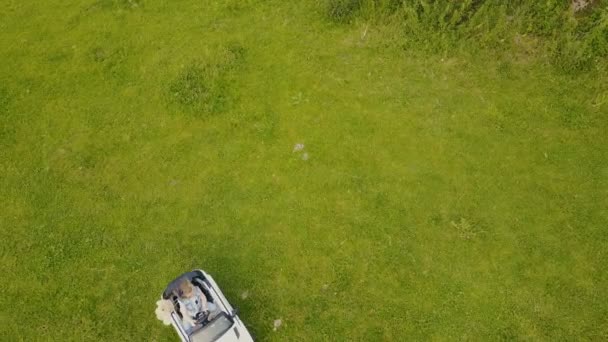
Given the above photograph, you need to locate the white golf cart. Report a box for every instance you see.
[161,270,254,342]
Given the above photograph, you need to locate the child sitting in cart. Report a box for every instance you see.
[176,280,217,332]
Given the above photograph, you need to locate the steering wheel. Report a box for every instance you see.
[194,311,210,324]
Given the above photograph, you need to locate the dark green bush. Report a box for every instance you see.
[170,65,210,108]
[168,43,246,117]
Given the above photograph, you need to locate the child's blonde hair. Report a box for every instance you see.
[178,280,193,297]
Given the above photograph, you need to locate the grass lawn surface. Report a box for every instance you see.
[1,1,607,340]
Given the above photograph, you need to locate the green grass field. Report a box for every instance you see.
[1,1,607,340]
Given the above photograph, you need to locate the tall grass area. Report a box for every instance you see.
[324,0,608,73]
[322,0,608,114]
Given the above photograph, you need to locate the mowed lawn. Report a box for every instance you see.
[1,1,607,340]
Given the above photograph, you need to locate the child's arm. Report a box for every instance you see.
[179,302,196,325]
[197,288,209,312]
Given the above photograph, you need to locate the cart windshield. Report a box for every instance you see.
[190,313,234,342]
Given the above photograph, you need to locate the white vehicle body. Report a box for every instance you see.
[162,270,254,342]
